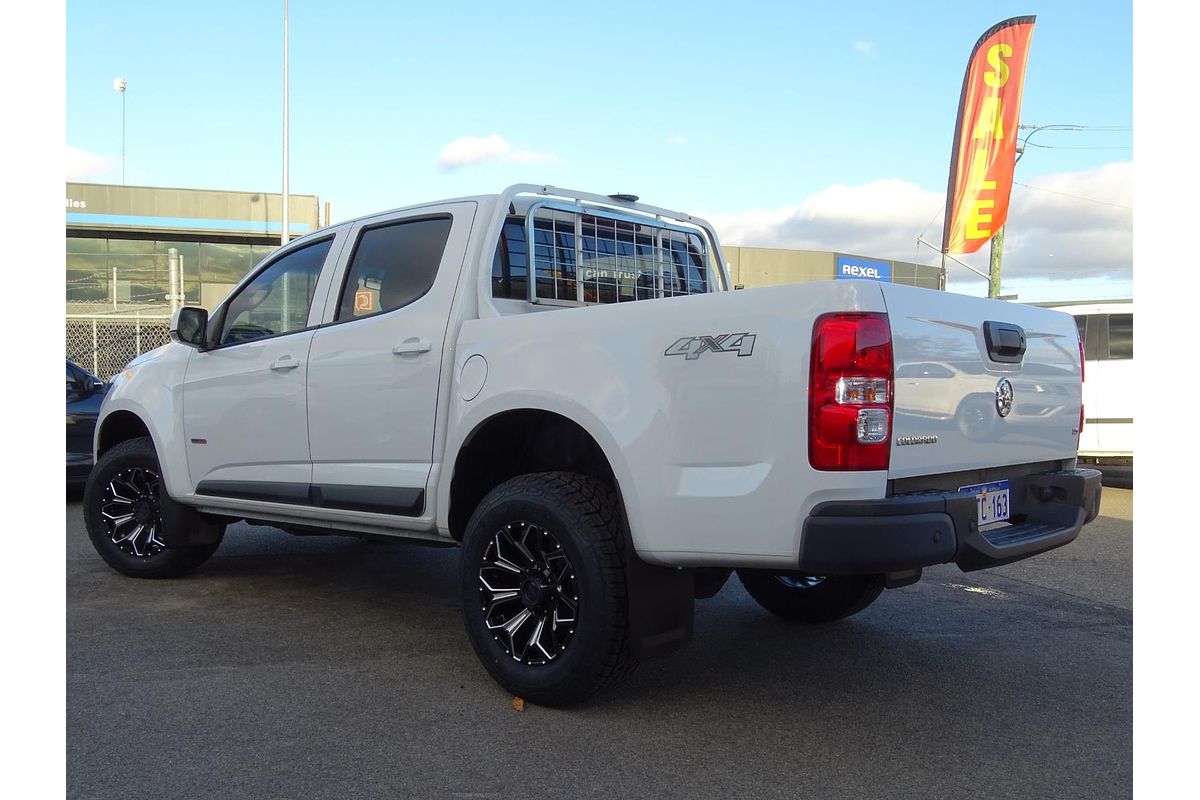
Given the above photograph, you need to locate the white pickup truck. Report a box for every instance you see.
[84,184,1102,705]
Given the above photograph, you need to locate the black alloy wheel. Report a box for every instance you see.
[774,573,826,591]
[460,472,637,706]
[478,521,579,665]
[737,569,885,623]
[83,437,224,578]
[99,466,167,558]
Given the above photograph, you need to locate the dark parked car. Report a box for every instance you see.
[67,360,108,483]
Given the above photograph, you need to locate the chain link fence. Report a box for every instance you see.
[66,313,171,380]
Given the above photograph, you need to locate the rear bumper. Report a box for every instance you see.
[798,468,1103,574]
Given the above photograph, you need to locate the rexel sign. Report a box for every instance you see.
[835,255,892,282]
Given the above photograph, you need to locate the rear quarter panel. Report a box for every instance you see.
[443,281,889,568]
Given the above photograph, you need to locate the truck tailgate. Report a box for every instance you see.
[880,284,1082,479]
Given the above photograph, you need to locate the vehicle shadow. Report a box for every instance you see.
[105,522,1118,720]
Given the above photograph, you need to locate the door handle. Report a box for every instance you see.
[270,356,300,371]
[392,339,432,355]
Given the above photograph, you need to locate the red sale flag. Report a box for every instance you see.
[942,16,1036,254]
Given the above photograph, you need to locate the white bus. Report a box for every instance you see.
[1046,300,1133,484]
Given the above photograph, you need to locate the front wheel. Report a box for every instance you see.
[83,437,224,578]
[460,472,637,706]
[737,570,884,623]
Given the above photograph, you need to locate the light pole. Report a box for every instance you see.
[112,78,127,184]
[281,0,289,247]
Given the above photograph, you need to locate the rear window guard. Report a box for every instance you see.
[510,200,714,306]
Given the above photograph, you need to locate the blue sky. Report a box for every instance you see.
[66,0,1132,300]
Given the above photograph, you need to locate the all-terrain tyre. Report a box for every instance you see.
[460,471,637,706]
[83,437,224,578]
[737,570,884,623]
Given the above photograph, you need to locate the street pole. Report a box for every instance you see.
[988,225,1004,298]
[113,78,127,184]
[167,248,180,314]
[986,124,1084,299]
[281,0,289,248]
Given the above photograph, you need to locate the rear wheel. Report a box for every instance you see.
[737,570,884,623]
[83,437,224,578]
[460,472,637,706]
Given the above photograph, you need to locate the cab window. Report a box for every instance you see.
[492,213,711,303]
[219,238,332,346]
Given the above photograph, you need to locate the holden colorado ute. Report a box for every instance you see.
[83,184,1102,705]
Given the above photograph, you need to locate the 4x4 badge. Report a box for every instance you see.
[665,333,757,360]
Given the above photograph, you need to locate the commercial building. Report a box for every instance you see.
[66,182,324,314]
[725,246,943,291]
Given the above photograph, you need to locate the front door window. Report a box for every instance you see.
[220,239,332,346]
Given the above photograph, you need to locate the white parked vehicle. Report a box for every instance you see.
[1045,300,1133,482]
[84,185,1102,705]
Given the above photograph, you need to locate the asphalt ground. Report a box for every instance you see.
[67,488,1132,800]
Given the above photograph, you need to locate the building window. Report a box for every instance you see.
[67,236,280,309]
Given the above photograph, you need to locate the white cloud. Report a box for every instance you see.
[1000,161,1132,280]
[437,134,562,170]
[666,134,689,146]
[706,162,1133,282]
[853,41,875,54]
[66,145,117,181]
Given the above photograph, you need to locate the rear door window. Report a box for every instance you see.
[335,217,452,320]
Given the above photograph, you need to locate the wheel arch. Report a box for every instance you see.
[96,409,153,459]
[445,408,632,545]
[445,404,694,663]
[93,401,191,500]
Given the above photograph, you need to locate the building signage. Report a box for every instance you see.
[835,255,892,282]
[65,182,318,236]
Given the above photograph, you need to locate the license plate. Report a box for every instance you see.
[959,479,1011,526]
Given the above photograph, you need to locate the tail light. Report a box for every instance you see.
[809,312,893,470]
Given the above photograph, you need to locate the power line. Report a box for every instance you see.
[1012,181,1133,210]
[1023,143,1132,151]
[1017,123,1131,132]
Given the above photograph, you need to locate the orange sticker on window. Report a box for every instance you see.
[354,289,376,313]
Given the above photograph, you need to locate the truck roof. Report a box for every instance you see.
[310,184,713,239]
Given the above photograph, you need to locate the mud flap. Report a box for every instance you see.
[158,491,225,547]
[626,554,694,659]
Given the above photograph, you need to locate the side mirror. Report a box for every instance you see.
[170,306,209,348]
[88,377,105,393]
